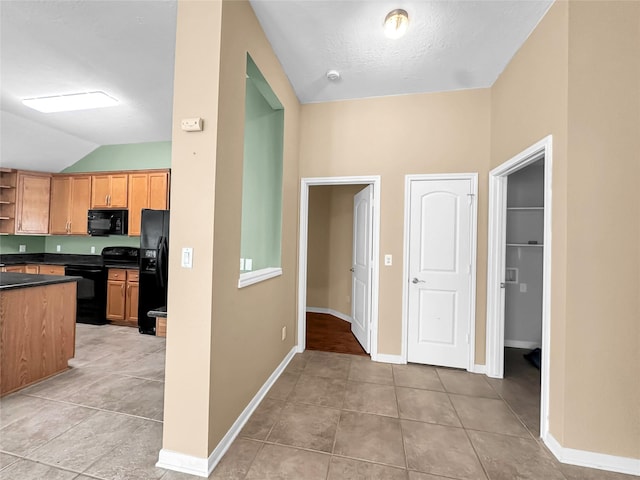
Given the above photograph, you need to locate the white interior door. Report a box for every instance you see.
[351,185,372,353]
[407,178,473,368]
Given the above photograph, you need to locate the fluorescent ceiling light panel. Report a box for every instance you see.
[22,91,119,113]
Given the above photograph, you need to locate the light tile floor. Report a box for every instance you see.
[0,325,636,480]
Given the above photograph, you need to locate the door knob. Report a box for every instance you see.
[412,278,425,284]
[350,267,355,272]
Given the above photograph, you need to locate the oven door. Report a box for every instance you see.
[65,266,107,324]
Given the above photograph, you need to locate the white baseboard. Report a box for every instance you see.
[505,339,541,349]
[156,449,210,478]
[471,364,486,374]
[544,432,640,476]
[156,346,297,478]
[306,307,352,324]
[372,353,405,364]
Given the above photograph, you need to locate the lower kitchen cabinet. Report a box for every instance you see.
[106,269,139,327]
[37,264,66,275]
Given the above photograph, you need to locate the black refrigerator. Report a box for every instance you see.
[138,209,170,335]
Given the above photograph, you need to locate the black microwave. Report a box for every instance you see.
[88,209,128,236]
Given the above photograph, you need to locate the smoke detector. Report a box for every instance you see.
[326,70,341,81]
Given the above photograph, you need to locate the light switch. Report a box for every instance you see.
[19,245,26,253]
[384,254,392,266]
[240,258,245,270]
[181,247,193,268]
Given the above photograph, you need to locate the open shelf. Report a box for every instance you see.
[507,206,543,210]
[507,243,543,247]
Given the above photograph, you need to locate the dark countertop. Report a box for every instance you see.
[0,253,103,267]
[147,306,167,318]
[0,272,81,291]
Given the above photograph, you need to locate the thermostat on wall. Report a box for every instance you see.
[181,117,203,132]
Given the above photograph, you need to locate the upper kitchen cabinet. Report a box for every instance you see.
[15,171,51,234]
[91,174,128,208]
[50,175,91,235]
[127,170,170,236]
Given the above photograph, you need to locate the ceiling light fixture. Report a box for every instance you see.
[383,9,409,39]
[22,91,119,113]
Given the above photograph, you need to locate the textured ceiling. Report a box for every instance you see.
[0,0,552,172]
[249,0,553,103]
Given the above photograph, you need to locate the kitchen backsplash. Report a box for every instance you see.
[0,235,140,255]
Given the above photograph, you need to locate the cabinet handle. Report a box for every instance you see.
[108,194,111,205]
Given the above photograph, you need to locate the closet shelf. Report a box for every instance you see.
[507,243,544,247]
[507,207,543,210]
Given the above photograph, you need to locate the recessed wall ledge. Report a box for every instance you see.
[238,267,282,288]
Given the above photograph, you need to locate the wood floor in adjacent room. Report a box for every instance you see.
[305,312,367,356]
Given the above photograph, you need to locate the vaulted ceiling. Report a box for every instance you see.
[0,0,552,172]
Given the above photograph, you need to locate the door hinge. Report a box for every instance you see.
[466,333,470,344]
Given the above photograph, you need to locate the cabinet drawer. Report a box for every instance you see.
[39,264,65,275]
[126,270,139,282]
[108,269,127,280]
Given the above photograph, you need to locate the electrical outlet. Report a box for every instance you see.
[240,258,245,270]
[90,246,96,254]
[245,258,253,271]
[384,254,393,266]
[56,245,61,252]
[281,326,287,341]
[19,244,26,253]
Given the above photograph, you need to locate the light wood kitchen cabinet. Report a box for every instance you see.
[49,175,91,235]
[91,174,128,208]
[0,169,17,235]
[3,265,26,273]
[127,170,170,236]
[15,171,51,234]
[106,268,139,327]
[24,265,39,274]
[38,264,66,275]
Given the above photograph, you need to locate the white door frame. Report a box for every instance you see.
[401,173,479,372]
[485,135,553,439]
[297,176,381,359]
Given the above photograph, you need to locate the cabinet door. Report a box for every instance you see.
[127,173,149,237]
[49,176,71,234]
[91,175,111,208]
[109,175,128,207]
[69,176,91,235]
[148,172,169,209]
[126,281,139,324]
[106,280,126,321]
[16,172,51,234]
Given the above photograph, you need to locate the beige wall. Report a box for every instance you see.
[164,0,222,457]
[307,185,365,317]
[164,0,300,457]
[491,0,640,459]
[209,0,300,448]
[307,186,330,308]
[490,0,570,445]
[564,1,639,458]
[299,89,492,359]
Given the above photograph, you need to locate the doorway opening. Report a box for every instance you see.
[486,135,553,440]
[297,176,381,359]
